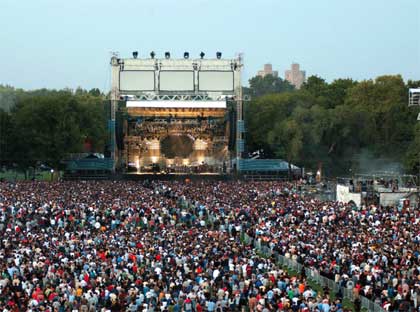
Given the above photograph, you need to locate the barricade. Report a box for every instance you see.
[177,192,385,312]
[242,232,385,312]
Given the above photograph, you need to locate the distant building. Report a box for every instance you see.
[285,63,306,89]
[257,64,278,78]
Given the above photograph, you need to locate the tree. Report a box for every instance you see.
[0,109,13,166]
[325,78,358,109]
[245,92,302,156]
[345,75,408,154]
[268,119,303,179]
[10,92,79,170]
[290,104,330,171]
[404,123,420,174]
[0,72,417,178]
[75,92,107,152]
[7,89,107,172]
[89,88,102,97]
[301,76,329,98]
[248,74,294,98]
[407,80,420,89]
[0,85,24,112]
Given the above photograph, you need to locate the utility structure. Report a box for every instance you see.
[109,51,244,174]
[409,88,420,107]
[409,88,420,198]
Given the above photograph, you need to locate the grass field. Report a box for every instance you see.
[253,247,361,312]
[0,170,60,181]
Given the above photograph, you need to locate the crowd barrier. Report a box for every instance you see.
[242,233,385,312]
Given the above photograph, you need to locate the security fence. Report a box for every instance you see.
[243,233,385,312]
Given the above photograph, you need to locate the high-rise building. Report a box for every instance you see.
[257,63,278,78]
[285,63,306,89]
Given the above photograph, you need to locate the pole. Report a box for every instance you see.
[417,114,420,205]
[235,54,243,173]
[110,56,120,172]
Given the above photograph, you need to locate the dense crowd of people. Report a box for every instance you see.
[0,180,419,311]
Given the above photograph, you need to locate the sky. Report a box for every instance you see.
[0,0,419,90]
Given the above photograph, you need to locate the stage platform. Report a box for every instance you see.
[121,172,232,181]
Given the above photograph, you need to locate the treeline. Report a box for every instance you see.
[0,74,419,176]
[0,86,107,171]
[245,75,420,176]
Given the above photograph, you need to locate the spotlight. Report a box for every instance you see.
[216,52,222,59]
[200,52,205,59]
[165,52,170,59]
[184,52,189,59]
[132,51,138,59]
[150,51,155,59]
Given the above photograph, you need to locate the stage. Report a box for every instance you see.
[121,172,231,181]
[110,53,244,174]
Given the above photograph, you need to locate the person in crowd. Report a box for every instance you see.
[0,180,418,311]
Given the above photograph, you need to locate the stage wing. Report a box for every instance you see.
[199,71,234,91]
[119,71,155,91]
[159,71,194,91]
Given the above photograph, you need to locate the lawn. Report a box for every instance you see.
[0,170,59,181]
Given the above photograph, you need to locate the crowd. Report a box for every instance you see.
[151,180,420,311]
[0,179,419,311]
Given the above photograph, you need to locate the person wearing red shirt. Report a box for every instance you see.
[196,302,203,312]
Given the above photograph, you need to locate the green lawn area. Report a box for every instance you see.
[283,265,359,311]
[0,170,60,181]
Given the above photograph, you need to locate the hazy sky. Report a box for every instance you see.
[0,0,419,90]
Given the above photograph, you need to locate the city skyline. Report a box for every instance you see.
[0,0,419,91]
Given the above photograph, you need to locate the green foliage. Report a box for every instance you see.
[1,73,419,177]
[404,123,420,174]
[245,74,420,176]
[248,74,294,97]
[301,75,329,98]
[268,118,303,164]
[0,85,24,112]
[0,88,107,170]
[0,109,13,164]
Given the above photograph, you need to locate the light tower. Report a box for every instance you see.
[409,88,420,198]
